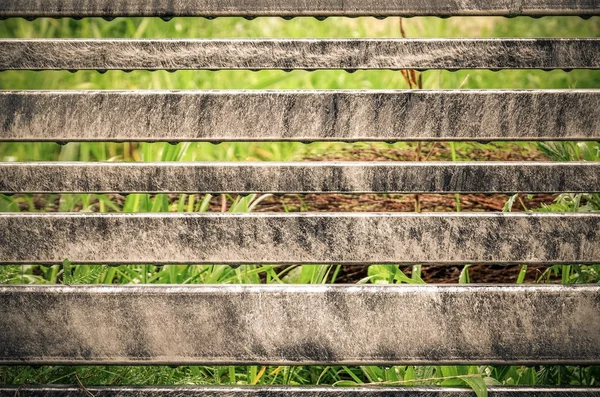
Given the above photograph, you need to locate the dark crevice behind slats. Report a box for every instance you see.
[0,213,598,264]
[0,39,598,71]
[1,285,599,365]
[0,0,598,18]
[1,90,598,142]
[1,162,599,194]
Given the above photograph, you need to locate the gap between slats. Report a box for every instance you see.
[0,0,598,18]
[1,386,600,396]
[0,39,598,71]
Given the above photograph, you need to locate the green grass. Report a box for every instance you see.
[0,14,599,394]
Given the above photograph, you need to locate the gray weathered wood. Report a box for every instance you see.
[2,162,600,194]
[1,386,600,397]
[1,39,598,71]
[1,285,598,365]
[2,90,598,142]
[0,213,598,265]
[0,0,598,18]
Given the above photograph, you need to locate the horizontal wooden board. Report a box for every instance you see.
[1,90,598,142]
[0,0,598,18]
[1,387,600,397]
[0,285,598,365]
[1,162,600,194]
[0,213,598,264]
[1,39,598,71]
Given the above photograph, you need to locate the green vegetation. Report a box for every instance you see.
[0,14,599,395]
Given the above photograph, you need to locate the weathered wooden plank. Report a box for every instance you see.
[2,162,600,194]
[0,213,598,265]
[0,0,598,18]
[0,285,598,365]
[2,90,598,142]
[1,386,600,397]
[1,39,598,71]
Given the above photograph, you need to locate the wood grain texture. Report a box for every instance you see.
[0,213,598,265]
[1,387,600,397]
[2,90,598,142]
[2,162,600,194]
[0,0,598,18]
[1,39,598,71]
[1,285,599,365]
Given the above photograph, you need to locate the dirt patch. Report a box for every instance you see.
[252,192,556,213]
[250,142,559,284]
[420,264,558,284]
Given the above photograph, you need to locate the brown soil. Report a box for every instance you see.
[249,142,559,284]
[250,142,557,213]
[331,264,559,284]
[253,192,556,213]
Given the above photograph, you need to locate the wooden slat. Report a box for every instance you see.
[1,90,598,142]
[1,386,600,397]
[1,162,600,194]
[0,213,598,265]
[0,0,598,18]
[1,285,598,365]
[1,39,598,71]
